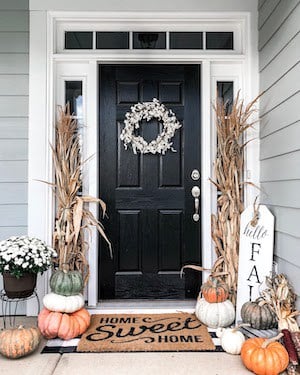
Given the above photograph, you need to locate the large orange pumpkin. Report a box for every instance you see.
[0,326,41,359]
[38,308,91,340]
[241,334,289,375]
[201,277,229,303]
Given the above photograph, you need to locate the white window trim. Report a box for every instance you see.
[28,10,259,314]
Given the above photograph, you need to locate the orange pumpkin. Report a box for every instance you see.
[38,307,91,340]
[0,326,41,359]
[201,277,229,303]
[241,334,289,375]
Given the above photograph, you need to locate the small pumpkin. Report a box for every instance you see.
[241,333,289,375]
[216,326,245,355]
[43,292,84,313]
[0,326,41,359]
[50,270,84,296]
[201,277,229,303]
[195,297,235,328]
[241,298,277,330]
[38,307,91,340]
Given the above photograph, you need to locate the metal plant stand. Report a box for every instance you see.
[0,290,40,328]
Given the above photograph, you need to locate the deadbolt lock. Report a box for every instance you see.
[191,169,200,181]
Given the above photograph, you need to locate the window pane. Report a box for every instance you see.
[65,81,83,117]
[206,32,233,50]
[170,32,203,49]
[65,32,93,50]
[96,32,129,49]
[217,81,234,114]
[133,32,166,49]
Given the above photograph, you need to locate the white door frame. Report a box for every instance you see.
[28,11,259,314]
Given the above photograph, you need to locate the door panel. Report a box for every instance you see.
[99,65,201,299]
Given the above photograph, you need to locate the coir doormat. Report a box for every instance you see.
[76,313,216,353]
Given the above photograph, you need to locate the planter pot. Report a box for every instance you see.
[2,273,37,299]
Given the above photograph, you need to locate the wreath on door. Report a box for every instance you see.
[120,98,182,155]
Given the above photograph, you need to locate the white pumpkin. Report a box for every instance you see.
[195,297,235,328]
[43,292,84,313]
[216,327,245,355]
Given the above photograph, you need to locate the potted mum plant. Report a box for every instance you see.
[0,236,57,298]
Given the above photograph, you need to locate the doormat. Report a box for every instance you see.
[76,313,216,353]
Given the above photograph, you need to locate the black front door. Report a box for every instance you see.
[99,64,201,300]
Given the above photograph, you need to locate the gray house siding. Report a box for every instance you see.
[0,0,29,313]
[258,0,300,299]
[0,0,29,240]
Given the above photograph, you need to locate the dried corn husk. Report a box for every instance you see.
[210,92,260,305]
[261,273,299,332]
[50,105,111,284]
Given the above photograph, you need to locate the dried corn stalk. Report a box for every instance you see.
[261,273,299,332]
[210,92,260,305]
[51,105,111,284]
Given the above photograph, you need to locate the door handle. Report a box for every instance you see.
[191,186,200,222]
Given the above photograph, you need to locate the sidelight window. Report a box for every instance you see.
[217,81,234,115]
[65,81,82,117]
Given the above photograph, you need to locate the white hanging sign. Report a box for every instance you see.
[236,204,274,323]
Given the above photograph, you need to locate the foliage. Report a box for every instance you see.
[210,92,260,305]
[0,236,56,278]
[120,98,181,154]
[260,273,299,332]
[50,105,111,284]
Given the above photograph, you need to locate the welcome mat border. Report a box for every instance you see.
[41,326,278,354]
[41,331,224,354]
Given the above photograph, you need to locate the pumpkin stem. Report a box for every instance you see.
[257,298,269,307]
[62,263,70,273]
[261,333,284,348]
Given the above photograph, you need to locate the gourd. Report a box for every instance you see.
[241,333,289,375]
[0,326,41,359]
[201,277,229,303]
[216,327,245,355]
[43,292,84,313]
[50,270,84,296]
[195,297,235,328]
[241,299,277,330]
[38,308,91,340]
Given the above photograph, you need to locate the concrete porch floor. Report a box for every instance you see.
[0,317,253,375]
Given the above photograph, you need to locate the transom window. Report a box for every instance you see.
[64,31,234,51]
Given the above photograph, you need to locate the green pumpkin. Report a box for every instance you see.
[50,270,83,296]
[241,299,277,330]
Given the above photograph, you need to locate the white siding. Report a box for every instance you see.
[0,1,28,238]
[259,0,300,302]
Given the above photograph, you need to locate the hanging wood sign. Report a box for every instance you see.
[236,204,274,323]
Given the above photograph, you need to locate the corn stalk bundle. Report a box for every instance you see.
[261,273,299,332]
[210,92,259,306]
[51,105,111,284]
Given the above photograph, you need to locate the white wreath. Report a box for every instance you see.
[120,98,182,155]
